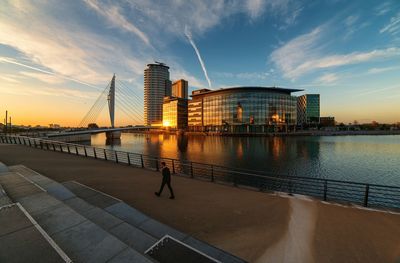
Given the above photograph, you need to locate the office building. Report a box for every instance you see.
[320,116,335,126]
[188,87,301,133]
[297,94,320,126]
[144,62,171,126]
[162,96,188,130]
[172,79,188,99]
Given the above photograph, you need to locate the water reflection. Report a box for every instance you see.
[90,133,400,186]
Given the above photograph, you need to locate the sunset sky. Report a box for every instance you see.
[1,0,400,126]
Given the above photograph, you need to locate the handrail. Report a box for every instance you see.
[1,134,399,210]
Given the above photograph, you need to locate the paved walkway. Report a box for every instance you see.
[1,144,400,263]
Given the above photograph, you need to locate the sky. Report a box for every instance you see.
[1,0,400,126]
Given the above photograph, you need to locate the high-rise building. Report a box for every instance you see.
[172,79,188,99]
[144,62,171,126]
[162,96,188,129]
[297,94,320,125]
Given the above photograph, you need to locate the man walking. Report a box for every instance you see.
[155,162,175,199]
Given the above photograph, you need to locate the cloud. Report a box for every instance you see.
[316,73,338,84]
[184,27,212,89]
[270,25,400,79]
[367,66,399,74]
[19,71,64,84]
[83,0,151,46]
[380,12,400,35]
[375,2,392,16]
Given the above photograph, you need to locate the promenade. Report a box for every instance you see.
[1,144,400,263]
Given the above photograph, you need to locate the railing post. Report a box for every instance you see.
[364,184,370,207]
[18,137,21,144]
[323,180,328,201]
[67,145,71,154]
[190,162,194,178]
[155,158,159,171]
[211,165,214,182]
[104,149,107,160]
[52,144,56,151]
[115,151,119,163]
[94,148,97,159]
[172,160,175,174]
[140,155,144,168]
[127,153,131,165]
[84,146,87,157]
[75,146,78,155]
[40,141,43,149]
[60,144,63,152]
[34,140,37,148]
[28,139,32,147]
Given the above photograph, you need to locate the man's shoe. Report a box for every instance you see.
[155,192,160,197]
[169,196,175,199]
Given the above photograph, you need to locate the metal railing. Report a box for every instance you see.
[1,135,399,210]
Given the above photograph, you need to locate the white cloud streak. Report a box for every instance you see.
[380,12,400,35]
[184,28,212,89]
[270,25,400,79]
[83,0,151,46]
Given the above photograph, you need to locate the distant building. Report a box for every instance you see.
[49,124,61,129]
[320,117,335,126]
[144,62,171,126]
[297,94,320,126]
[188,87,301,133]
[162,96,188,130]
[171,79,188,99]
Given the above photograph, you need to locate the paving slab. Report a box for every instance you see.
[63,181,99,199]
[18,192,63,214]
[51,220,128,263]
[0,184,12,206]
[105,202,149,226]
[138,218,188,241]
[64,196,96,214]
[0,172,30,188]
[83,206,124,231]
[107,247,154,263]
[34,204,87,235]
[0,225,64,263]
[3,183,42,200]
[84,192,120,209]
[0,205,32,237]
[45,182,76,201]
[109,222,157,253]
[10,165,55,187]
[183,236,244,263]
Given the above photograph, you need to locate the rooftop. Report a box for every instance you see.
[191,86,303,97]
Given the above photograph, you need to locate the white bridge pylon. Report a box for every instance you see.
[108,74,116,128]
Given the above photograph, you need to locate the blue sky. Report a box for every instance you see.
[0,0,399,126]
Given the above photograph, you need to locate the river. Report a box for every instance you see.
[90,133,400,186]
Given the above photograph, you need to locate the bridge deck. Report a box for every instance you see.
[1,144,400,262]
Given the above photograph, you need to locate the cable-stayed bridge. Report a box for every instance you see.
[47,75,151,141]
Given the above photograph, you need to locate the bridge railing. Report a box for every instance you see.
[1,135,400,210]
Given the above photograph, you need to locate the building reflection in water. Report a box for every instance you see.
[105,138,121,147]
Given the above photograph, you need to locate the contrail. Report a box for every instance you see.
[0,57,102,91]
[184,27,212,89]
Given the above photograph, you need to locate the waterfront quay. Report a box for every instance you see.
[1,143,400,262]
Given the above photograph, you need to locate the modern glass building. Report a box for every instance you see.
[162,96,188,130]
[188,87,302,133]
[297,94,320,126]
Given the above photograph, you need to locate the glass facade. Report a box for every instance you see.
[297,94,320,125]
[188,87,300,132]
[162,97,188,129]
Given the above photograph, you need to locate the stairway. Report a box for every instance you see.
[0,164,246,263]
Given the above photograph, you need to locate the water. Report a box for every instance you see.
[91,133,400,186]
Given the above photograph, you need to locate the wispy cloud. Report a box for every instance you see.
[83,0,151,46]
[380,12,400,35]
[367,66,400,74]
[316,73,338,84]
[375,2,392,16]
[184,27,212,89]
[270,24,400,79]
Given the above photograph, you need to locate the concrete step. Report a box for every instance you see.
[62,181,245,263]
[0,203,67,263]
[8,165,245,263]
[1,167,153,263]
